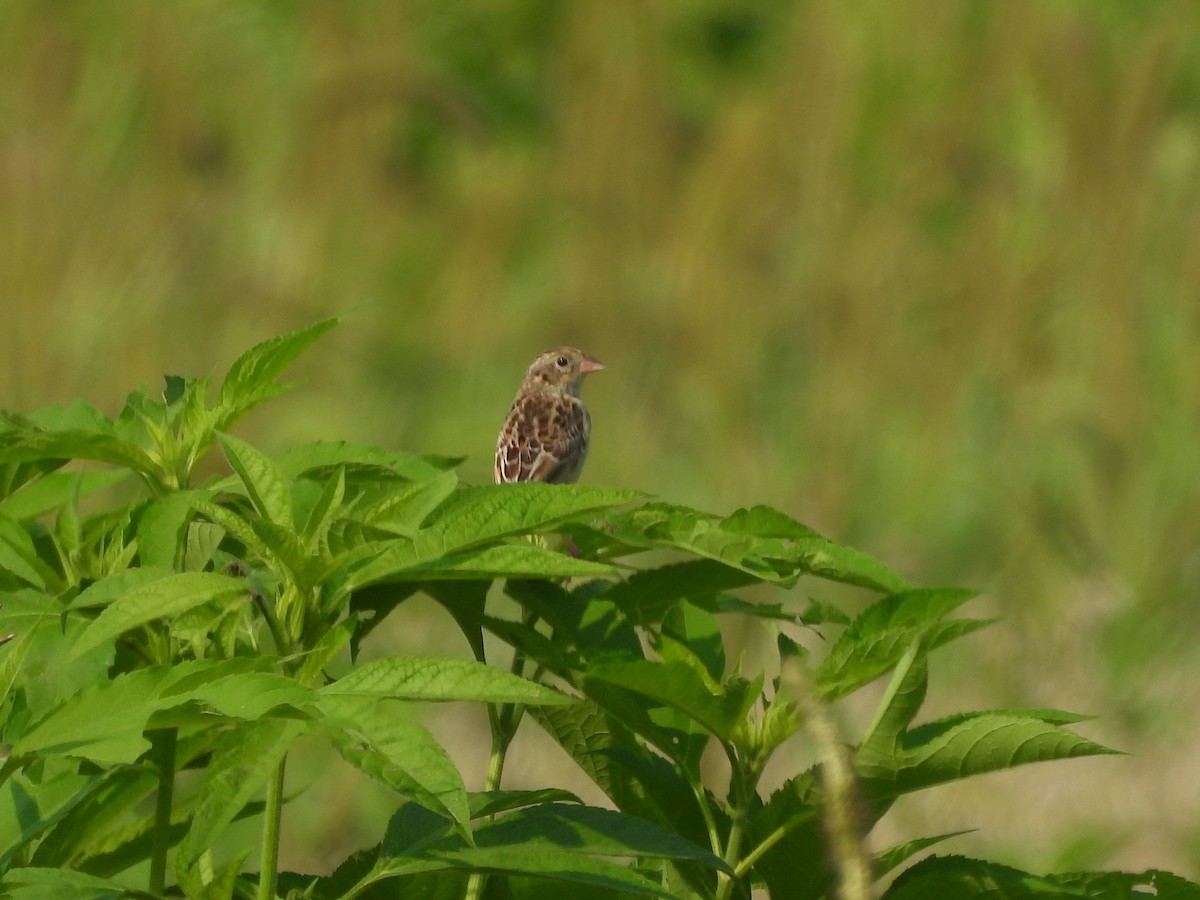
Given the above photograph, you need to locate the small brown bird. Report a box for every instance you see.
[494,347,604,484]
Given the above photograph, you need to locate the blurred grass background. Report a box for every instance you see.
[3,0,1199,881]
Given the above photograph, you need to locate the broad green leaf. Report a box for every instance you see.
[0,866,144,900]
[0,770,106,869]
[13,660,295,762]
[345,484,637,588]
[365,845,674,897]
[815,589,988,701]
[384,542,615,581]
[319,695,471,833]
[793,535,910,593]
[136,492,205,569]
[0,512,53,589]
[748,776,828,900]
[14,673,173,762]
[215,316,340,429]
[876,832,973,877]
[660,602,724,682]
[24,399,113,433]
[471,804,728,868]
[884,855,1091,899]
[1054,870,1200,899]
[584,660,758,743]
[530,701,656,817]
[30,766,159,869]
[857,642,928,775]
[0,593,112,716]
[889,712,1119,795]
[322,656,572,706]
[70,572,246,659]
[176,718,307,884]
[726,506,908,592]
[296,466,346,545]
[602,559,759,622]
[67,568,174,609]
[217,432,292,528]
[0,428,158,477]
[155,672,317,723]
[190,498,273,568]
[0,470,129,521]
[468,789,583,820]
[270,440,461,481]
[600,503,788,580]
[353,469,458,535]
[352,802,729,897]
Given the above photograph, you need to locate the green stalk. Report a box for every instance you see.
[149,728,177,897]
[257,757,287,900]
[715,742,763,900]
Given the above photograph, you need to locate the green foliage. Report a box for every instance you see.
[0,323,1193,900]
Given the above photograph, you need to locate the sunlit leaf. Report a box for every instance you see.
[70,572,246,659]
[322,656,573,706]
[217,432,292,528]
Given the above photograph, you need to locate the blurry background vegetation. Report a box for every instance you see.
[3,0,1199,883]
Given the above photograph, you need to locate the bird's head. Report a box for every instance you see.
[524,347,604,396]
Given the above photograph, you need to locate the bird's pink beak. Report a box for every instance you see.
[579,354,605,375]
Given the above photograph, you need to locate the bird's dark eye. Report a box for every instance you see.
[556,356,569,368]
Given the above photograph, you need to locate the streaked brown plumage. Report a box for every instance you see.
[494,347,604,484]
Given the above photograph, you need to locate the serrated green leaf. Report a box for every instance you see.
[661,602,724,682]
[215,317,340,430]
[0,471,130,521]
[319,695,470,833]
[857,642,928,775]
[391,542,615,581]
[468,789,583,820]
[354,469,458,535]
[585,660,758,743]
[296,466,346,545]
[352,802,729,896]
[345,484,637,589]
[890,712,1120,795]
[30,766,159,869]
[1054,869,1200,899]
[603,559,759,622]
[136,492,206,569]
[793,535,909,593]
[176,718,307,878]
[0,428,158,477]
[529,701,650,814]
[0,866,148,900]
[271,440,461,481]
[746,777,827,899]
[217,432,292,528]
[885,854,1092,899]
[70,572,246,659]
[12,660,295,763]
[815,589,986,701]
[322,656,573,706]
[876,831,974,877]
[0,770,106,870]
[0,512,53,589]
[364,845,674,897]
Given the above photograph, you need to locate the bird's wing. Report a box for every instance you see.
[494,394,590,484]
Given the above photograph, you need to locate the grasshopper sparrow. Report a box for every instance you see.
[494,347,604,484]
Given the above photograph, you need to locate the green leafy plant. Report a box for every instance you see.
[0,320,1194,900]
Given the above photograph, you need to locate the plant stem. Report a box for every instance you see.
[733,810,818,879]
[484,610,540,792]
[149,728,177,897]
[257,756,287,900]
[715,742,759,900]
